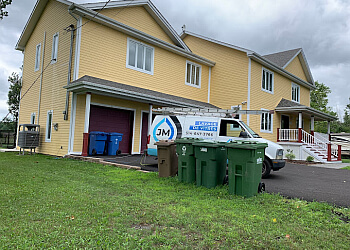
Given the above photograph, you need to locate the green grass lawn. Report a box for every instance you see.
[1,153,350,248]
[342,159,350,163]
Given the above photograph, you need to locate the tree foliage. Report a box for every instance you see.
[7,72,22,124]
[310,81,332,113]
[0,0,12,20]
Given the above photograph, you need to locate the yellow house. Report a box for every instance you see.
[16,0,338,162]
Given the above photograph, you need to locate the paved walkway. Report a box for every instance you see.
[264,162,350,207]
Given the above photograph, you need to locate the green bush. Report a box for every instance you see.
[306,156,314,162]
[285,149,296,160]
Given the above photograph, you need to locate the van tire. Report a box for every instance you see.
[262,159,271,179]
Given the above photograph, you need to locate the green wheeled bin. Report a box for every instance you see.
[155,140,178,177]
[193,141,227,188]
[226,141,268,197]
[175,138,202,183]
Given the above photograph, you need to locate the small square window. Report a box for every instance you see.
[261,68,274,93]
[185,61,201,88]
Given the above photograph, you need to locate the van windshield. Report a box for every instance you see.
[240,121,261,138]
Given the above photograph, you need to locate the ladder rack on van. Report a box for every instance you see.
[152,107,274,118]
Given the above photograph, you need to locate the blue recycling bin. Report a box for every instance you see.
[107,133,123,156]
[89,131,108,156]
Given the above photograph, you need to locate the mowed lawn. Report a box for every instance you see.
[1,153,349,249]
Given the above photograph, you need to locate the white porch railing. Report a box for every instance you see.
[278,129,299,141]
[278,128,341,161]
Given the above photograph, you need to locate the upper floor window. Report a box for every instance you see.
[35,43,41,71]
[186,61,201,88]
[51,33,59,63]
[292,83,300,103]
[261,109,273,133]
[262,68,273,93]
[126,38,154,75]
[46,110,53,142]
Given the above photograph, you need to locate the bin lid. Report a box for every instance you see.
[90,131,108,135]
[192,141,224,148]
[225,140,268,149]
[175,138,203,144]
[109,132,123,136]
[154,140,176,146]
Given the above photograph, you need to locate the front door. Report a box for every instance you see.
[281,115,290,129]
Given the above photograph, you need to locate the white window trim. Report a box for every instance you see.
[45,110,53,142]
[261,67,274,94]
[51,32,59,64]
[291,82,300,103]
[126,37,154,75]
[185,60,201,88]
[260,108,273,134]
[31,112,36,124]
[34,43,41,72]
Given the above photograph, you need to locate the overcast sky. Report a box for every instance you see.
[0,0,349,121]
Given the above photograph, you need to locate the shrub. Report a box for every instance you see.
[285,149,296,160]
[306,156,314,162]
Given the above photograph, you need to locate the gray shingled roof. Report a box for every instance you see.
[66,75,218,109]
[276,98,305,108]
[262,48,301,68]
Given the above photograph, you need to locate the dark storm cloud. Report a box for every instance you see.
[0,0,349,119]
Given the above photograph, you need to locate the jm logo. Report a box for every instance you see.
[153,118,175,142]
[156,129,170,136]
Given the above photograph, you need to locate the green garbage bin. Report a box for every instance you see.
[226,141,268,197]
[175,138,202,183]
[155,140,178,177]
[193,141,227,188]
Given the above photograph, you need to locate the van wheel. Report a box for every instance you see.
[116,150,121,155]
[91,149,97,156]
[262,159,271,179]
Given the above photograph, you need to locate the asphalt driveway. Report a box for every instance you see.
[264,163,350,207]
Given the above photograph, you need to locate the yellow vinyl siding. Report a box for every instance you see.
[182,35,249,121]
[285,56,308,82]
[100,6,175,45]
[249,60,311,141]
[72,94,86,153]
[79,20,209,103]
[18,0,76,156]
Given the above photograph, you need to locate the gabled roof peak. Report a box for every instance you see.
[262,48,302,68]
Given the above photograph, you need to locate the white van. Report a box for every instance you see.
[147,115,285,178]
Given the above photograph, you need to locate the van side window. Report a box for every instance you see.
[219,120,244,137]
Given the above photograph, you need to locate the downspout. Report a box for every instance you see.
[207,66,211,103]
[247,58,251,125]
[37,31,46,124]
[64,24,75,120]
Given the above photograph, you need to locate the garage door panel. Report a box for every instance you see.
[89,105,133,154]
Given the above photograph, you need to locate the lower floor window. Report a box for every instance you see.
[46,110,53,142]
[261,111,273,133]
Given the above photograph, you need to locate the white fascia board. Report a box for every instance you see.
[80,0,190,52]
[180,31,254,54]
[275,106,337,121]
[16,0,72,51]
[69,4,215,67]
[248,52,316,90]
[65,81,211,109]
[299,50,315,85]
